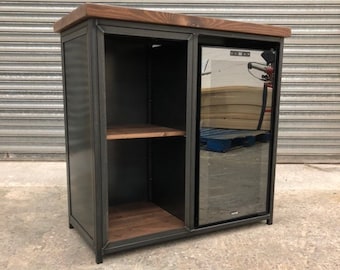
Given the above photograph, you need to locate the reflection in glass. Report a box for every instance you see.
[198,46,276,226]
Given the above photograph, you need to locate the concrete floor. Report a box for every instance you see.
[0,162,339,270]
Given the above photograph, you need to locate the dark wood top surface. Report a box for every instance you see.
[54,3,291,37]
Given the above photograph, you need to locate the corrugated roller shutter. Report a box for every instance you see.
[0,1,67,160]
[1,1,339,162]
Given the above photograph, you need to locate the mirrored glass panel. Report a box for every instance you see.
[198,46,276,226]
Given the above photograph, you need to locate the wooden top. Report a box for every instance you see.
[54,3,291,38]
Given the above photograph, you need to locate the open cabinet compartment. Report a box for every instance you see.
[104,34,187,242]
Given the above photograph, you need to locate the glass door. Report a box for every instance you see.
[197,45,277,226]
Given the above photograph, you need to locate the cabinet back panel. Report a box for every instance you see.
[107,139,148,204]
[104,35,187,214]
[105,36,148,126]
[151,42,187,130]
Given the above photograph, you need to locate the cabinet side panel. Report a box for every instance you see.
[152,137,185,221]
[64,35,94,238]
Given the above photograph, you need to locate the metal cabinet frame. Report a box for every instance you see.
[60,10,286,263]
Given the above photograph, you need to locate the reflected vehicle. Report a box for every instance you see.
[198,46,277,226]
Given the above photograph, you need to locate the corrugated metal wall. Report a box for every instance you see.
[1,0,339,162]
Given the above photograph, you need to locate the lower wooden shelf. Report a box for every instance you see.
[108,202,184,242]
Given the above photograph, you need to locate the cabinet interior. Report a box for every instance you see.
[104,34,187,242]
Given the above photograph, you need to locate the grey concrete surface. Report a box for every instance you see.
[0,162,339,270]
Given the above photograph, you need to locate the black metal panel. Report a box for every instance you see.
[99,21,193,41]
[98,19,282,44]
[151,137,186,220]
[104,227,188,254]
[63,34,95,238]
[107,139,148,204]
[104,35,148,126]
[148,39,188,222]
[198,35,279,51]
[150,40,187,130]
[104,35,149,205]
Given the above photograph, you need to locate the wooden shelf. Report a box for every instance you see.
[106,124,185,140]
[108,202,184,242]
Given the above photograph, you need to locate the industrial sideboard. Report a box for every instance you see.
[54,4,290,263]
